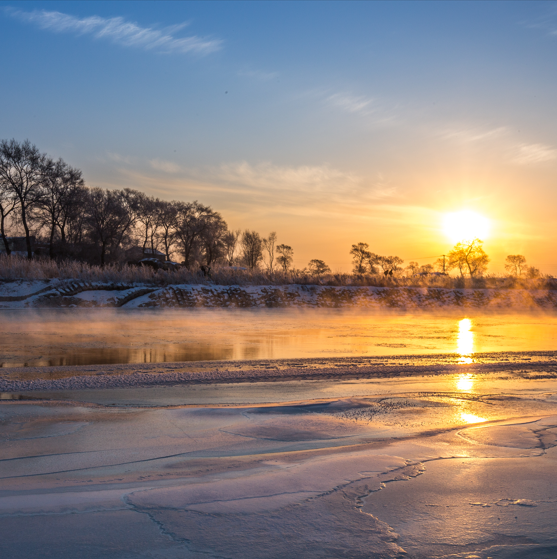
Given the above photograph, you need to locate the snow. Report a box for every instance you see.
[72,288,141,306]
[0,279,60,298]
[1,279,557,309]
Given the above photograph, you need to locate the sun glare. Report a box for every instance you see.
[443,210,490,243]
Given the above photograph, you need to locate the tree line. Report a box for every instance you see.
[0,139,306,270]
[350,239,540,278]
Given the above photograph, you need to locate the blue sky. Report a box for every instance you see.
[2,1,557,271]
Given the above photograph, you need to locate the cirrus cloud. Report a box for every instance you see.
[4,7,222,55]
[513,143,557,165]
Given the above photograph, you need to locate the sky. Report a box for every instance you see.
[1,1,557,273]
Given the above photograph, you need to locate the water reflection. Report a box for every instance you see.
[457,318,474,363]
[456,373,474,391]
[2,309,557,369]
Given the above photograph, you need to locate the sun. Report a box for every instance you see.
[443,210,490,243]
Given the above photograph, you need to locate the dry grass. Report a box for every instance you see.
[0,254,554,289]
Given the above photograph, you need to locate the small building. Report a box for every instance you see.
[124,246,166,263]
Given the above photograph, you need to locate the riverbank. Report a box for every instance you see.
[2,279,557,309]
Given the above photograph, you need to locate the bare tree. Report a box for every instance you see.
[0,139,50,258]
[350,242,371,274]
[262,232,277,272]
[0,181,18,255]
[366,252,381,274]
[505,255,527,277]
[526,266,540,279]
[85,187,136,266]
[377,255,404,276]
[202,213,228,266]
[240,230,263,269]
[133,192,160,256]
[117,188,141,252]
[176,201,222,268]
[223,229,241,266]
[36,159,85,258]
[448,239,489,277]
[276,244,294,272]
[156,200,180,261]
[406,261,420,275]
[62,185,89,248]
[433,257,447,273]
[307,259,331,276]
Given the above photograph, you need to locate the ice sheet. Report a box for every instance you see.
[1,374,557,557]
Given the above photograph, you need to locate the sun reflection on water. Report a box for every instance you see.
[456,373,474,391]
[457,318,474,363]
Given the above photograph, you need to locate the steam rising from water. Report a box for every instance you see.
[1,308,557,368]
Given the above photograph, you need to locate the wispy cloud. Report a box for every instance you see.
[321,90,400,125]
[215,161,359,192]
[100,158,449,226]
[369,174,399,200]
[149,159,182,174]
[439,125,509,144]
[103,157,399,219]
[513,143,557,165]
[521,7,557,37]
[438,124,557,167]
[5,8,222,54]
[106,152,136,165]
[327,93,375,114]
[205,161,400,216]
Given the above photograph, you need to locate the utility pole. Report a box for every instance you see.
[442,255,446,274]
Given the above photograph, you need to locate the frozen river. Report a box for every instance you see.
[2,308,557,367]
[1,371,557,559]
[1,308,557,558]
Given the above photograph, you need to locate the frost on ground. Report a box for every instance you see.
[1,374,557,558]
[2,279,557,309]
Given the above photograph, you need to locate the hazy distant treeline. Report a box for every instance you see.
[0,139,285,269]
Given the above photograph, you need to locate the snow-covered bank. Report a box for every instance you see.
[2,279,557,309]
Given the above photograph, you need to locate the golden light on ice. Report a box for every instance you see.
[460,412,486,424]
[457,318,474,363]
[456,373,474,391]
[443,210,490,243]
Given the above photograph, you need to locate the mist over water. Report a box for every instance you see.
[2,308,557,368]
